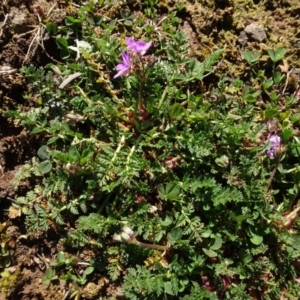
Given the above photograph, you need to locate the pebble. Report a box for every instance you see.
[244,22,267,42]
[238,31,248,47]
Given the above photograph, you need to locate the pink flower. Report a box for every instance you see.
[113,38,152,78]
[125,37,152,55]
[267,134,281,158]
[114,51,131,78]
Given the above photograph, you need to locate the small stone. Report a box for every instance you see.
[238,31,248,47]
[244,22,267,42]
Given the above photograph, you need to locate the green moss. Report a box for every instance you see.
[0,269,20,297]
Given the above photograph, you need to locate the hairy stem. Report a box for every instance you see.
[129,238,168,251]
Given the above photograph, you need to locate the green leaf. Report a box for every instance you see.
[209,293,219,300]
[210,237,223,250]
[268,47,286,62]
[57,252,65,263]
[241,50,252,62]
[244,95,256,103]
[268,90,280,101]
[250,234,263,245]
[229,212,249,224]
[289,235,300,250]
[170,228,183,240]
[80,149,94,164]
[291,141,300,157]
[235,214,250,223]
[161,213,173,226]
[47,136,61,145]
[124,20,132,26]
[65,16,82,28]
[274,71,285,85]
[164,281,174,295]
[274,47,286,61]
[202,248,218,257]
[169,103,186,121]
[201,229,212,238]
[262,79,273,90]
[189,49,223,80]
[108,19,117,28]
[39,160,52,174]
[267,50,275,61]
[31,127,46,134]
[53,152,69,163]
[37,145,50,160]
[134,119,152,132]
[69,145,80,161]
[167,228,183,245]
[282,128,293,142]
[45,268,53,278]
[242,50,261,64]
[56,37,68,49]
[42,268,58,284]
[158,183,180,201]
[242,85,260,103]
[46,22,57,35]
[84,266,94,276]
[274,72,283,84]
[42,277,51,285]
[264,108,280,119]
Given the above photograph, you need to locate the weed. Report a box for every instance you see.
[6,1,300,299]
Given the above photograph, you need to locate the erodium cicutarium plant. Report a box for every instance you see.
[8,12,300,298]
[114,37,154,115]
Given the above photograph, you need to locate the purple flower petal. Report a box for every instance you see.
[125,37,152,55]
[269,135,280,147]
[266,134,281,158]
[114,51,131,78]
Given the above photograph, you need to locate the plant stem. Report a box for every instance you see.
[265,154,281,193]
[128,238,168,251]
[138,54,146,113]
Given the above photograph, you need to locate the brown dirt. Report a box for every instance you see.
[158,0,300,76]
[0,0,66,299]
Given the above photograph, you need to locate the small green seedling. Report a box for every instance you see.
[268,47,286,63]
[42,268,58,285]
[242,50,261,64]
[262,78,273,90]
[242,85,261,103]
[273,71,285,85]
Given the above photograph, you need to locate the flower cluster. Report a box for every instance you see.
[113,225,134,242]
[114,37,152,79]
[267,134,281,158]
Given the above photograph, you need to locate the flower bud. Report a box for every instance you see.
[122,226,133,235]
[120,232,130,242]
[112,234,122,242]
[149,206,158,214]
